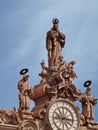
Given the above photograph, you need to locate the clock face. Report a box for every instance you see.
[48,99,79,130]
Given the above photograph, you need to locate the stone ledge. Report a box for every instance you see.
[80,126,98,130]
[0,124,18,130]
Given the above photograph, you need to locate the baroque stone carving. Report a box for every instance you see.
[18,120,38,130]
[17,74,34,112]
[0,107,20,125]
[0,19,98,130]
[46,18,65,68]
[79,81,98,129]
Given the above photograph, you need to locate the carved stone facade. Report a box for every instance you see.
[0,19,98,130]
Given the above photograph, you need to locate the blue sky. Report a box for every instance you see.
[0,0,98,121]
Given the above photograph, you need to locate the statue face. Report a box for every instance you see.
[23,75,29,81]
[86,86,91,93]
[53,23,58,31]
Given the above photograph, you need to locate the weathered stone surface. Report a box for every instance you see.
[0,19,98,130]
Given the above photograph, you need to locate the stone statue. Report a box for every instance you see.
[67,61,77,84]
[79,81,97,124]
[18,75,31,111]
[0,107,21,125]
[46,18,65,68]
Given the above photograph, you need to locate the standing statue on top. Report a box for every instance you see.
[18,74,30,111]
[46,18,65,69]
[79,80,98,126]
[17,69,33,112]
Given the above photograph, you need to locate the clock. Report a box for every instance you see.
[47,99,80,130]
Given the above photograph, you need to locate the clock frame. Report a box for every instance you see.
[46,99,80,130]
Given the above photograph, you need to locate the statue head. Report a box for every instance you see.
[86,86,91,95]
[23,74,29,81]
[52,18,59,31]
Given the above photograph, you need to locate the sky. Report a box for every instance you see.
[0,0,98,121]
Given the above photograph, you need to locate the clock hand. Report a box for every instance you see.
[65,118,73,121]
[64,117,77,123]
[53,116,73,123]
[53,116,62,119]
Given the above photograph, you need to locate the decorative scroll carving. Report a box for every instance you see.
[19,120,38,130]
